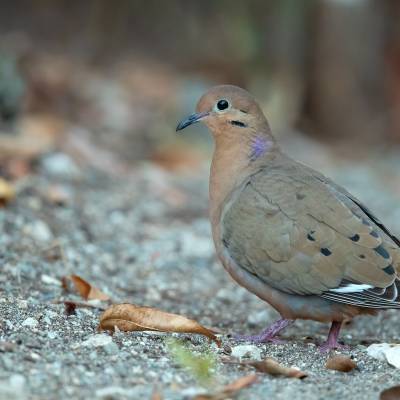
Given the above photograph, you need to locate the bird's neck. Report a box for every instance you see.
[249,134,275,161]
[209,132,278,229]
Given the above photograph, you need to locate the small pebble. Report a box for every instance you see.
[23,220,53,242]
[231,344,262,361]
[40,153,80,178]
[80,334,113,348]
[17,300,28,310]
[22,317,39,329]
[41,274,62,286]
[47,331,57,340]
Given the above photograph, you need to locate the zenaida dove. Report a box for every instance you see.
[176,85,400,352]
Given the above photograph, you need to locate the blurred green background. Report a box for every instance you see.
[1,0,400,173]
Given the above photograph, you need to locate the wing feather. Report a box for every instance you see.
[221,160,400,308]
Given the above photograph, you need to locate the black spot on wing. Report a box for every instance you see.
[383,265,395,275]
[374,245,391,260]
[349,234,360,242]
[359,254,366,259]
[370,230,379,238]
[307,233,315,241]
[348,197,400,248]
[321,248,332,256]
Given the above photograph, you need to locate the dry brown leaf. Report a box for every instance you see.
[62,275,110,301]
[325,355,357,372]
[0,178,15,206]
[222,374,258,393]
[222,356,308,379]
[245,358,308,379]
[194,374,258,400]
[99,303,221,346]
[380,386,400,400]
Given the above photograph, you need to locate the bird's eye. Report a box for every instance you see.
[216,99,229,111]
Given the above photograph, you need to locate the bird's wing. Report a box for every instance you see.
[221,161,400,308]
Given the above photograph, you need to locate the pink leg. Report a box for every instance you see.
[235,318,294,344]
[319,321,349,352]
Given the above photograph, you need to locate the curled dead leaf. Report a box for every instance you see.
[99,303,221,346]
[325,355,357,372]
[380,386,400,400]
[246,358,308,379]
[194,374,258,400]
[62,275,110,301]
[0,178,15,206]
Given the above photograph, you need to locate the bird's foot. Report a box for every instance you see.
[319,321,349,352]
[232,318,294,344]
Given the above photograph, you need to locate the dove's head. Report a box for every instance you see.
[176,85,272,148]
[176,85,267,138]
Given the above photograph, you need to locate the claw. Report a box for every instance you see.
[319,341,349,353]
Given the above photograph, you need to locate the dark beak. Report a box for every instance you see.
[176,111,209,132]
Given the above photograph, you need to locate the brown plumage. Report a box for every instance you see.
[176,85,400,351]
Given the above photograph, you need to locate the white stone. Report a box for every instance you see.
[47,331,57,339]
[366,343,400,368]
[95,387,131,398]
[41,274,62,286]
[17,300,28,309]
[41,152,80,178]
[80,334,113,348]
[181,387,207,397]
[23,220,53,242]
[0,374,27,399]
[22,317,38,329]
[9,374,26,388]
[231,345,262,361]
[45,310,58,319]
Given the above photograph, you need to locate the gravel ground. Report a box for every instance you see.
[1,148,400,400]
